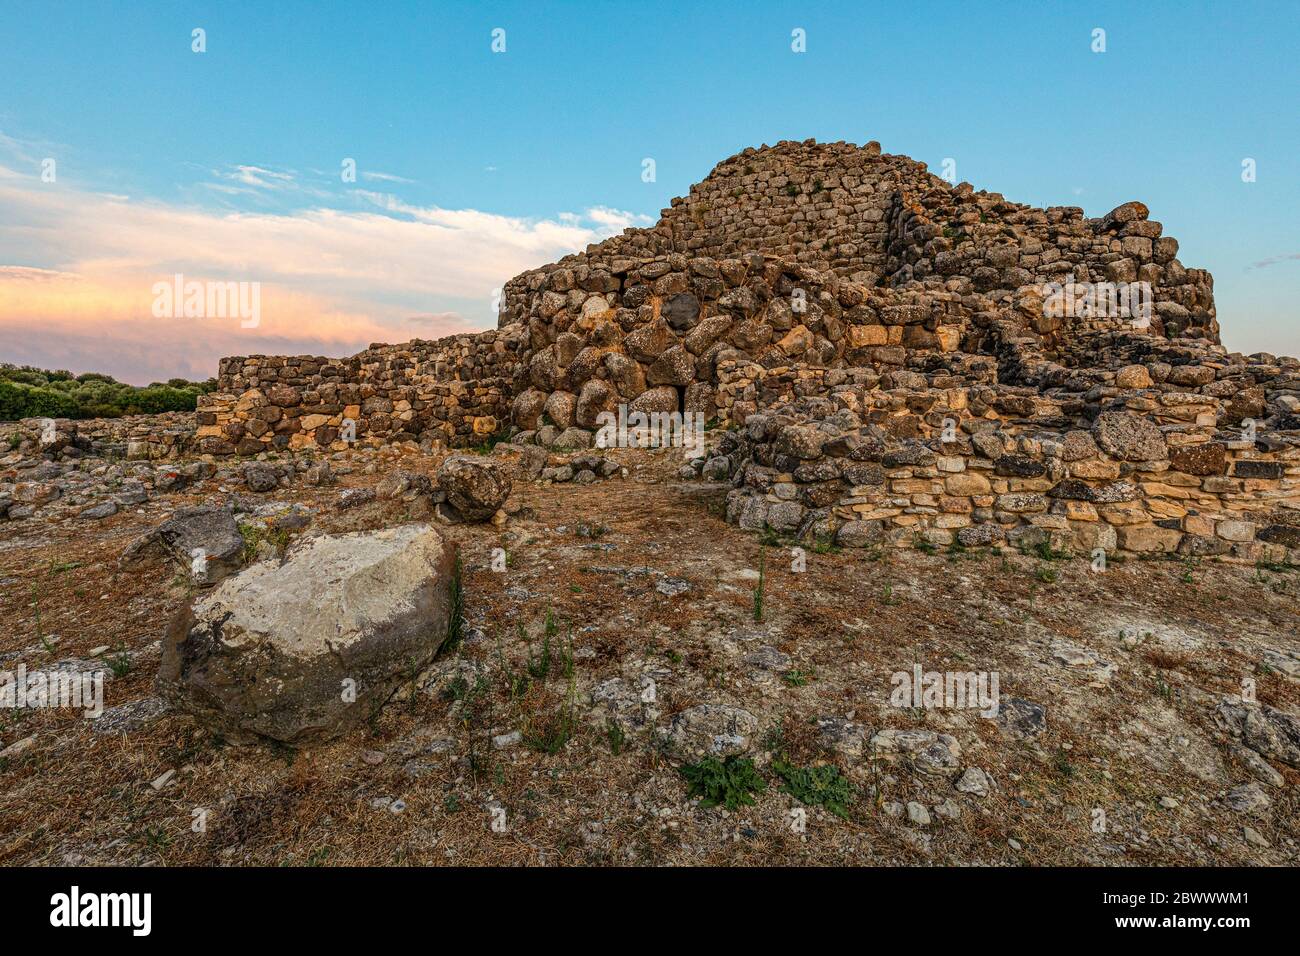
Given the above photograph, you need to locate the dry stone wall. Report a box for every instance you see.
[195,327,527,455]
[713,351,1300,563]
[503,252,993,448]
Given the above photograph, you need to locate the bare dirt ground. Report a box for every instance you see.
[2,446,1297,866]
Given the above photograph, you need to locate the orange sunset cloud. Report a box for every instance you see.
[0,164,647,383]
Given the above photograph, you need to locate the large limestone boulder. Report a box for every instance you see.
[629,386,679,415]
[158,524,456,745]
[576,379,618,428]
[436,455,512,521]
[542,390,577,430]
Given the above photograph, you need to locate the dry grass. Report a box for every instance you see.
[1,448,1297,866]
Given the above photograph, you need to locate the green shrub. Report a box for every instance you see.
[0,363,214,421]
[679,756,766,810]
[771,757,857,819]
[0,380,79,420]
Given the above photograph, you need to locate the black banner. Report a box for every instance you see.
[0,866,1271,940]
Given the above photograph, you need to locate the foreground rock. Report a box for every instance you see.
[1215,698,1300,768]
[122,505,245,585]
[158,523,457,745]
[436,456,511,521]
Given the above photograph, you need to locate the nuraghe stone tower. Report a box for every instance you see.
[198,138,1300,560]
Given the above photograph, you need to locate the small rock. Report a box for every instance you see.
[437,456,512,521]
[1232,745,1285,788]
[93,696,169,735]
[338,488,377,509]
[667,704,759,758]
[1215,698,1300,768]
[743,646,792,671]
[933,798,962,820]
[702,456,731,481]
[1242,826,1270,848]
[1053,643,1098,667]
[0,735,36,758]
[243,463,279,493]
[811,716,865,758]
[122,505,245,585]
[655,577,690,597]
[871,728,962,776]
[1225,782,1270,814]
[998,697,1047,739]
[955,767,991,797]
[79,501,118,520]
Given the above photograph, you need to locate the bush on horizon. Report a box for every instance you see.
[0,364,216,421]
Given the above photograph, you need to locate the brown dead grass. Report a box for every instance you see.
[1,448,1298,866]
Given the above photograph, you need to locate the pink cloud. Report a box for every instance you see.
[0,164,647,383]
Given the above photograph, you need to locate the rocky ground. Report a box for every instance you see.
[1,438,1298,866]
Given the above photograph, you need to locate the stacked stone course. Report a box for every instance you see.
[194,327,527,455]
[713,353,1300,562]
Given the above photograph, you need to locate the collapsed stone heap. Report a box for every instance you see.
[180,139,1300,558]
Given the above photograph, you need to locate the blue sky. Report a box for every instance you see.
[0,0,1296,382]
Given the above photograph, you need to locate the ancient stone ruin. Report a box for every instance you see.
[19,138,1300,560]
[6,138,1300,869]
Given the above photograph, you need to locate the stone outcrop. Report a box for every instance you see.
[158,524,457,744]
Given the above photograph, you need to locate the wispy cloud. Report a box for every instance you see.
[361,170,416,185]
[0,130,59,169]
[587,205,655,230]
[0,265,81,282]
[222,164,298,189]
[1248,253,1300,270]
[0,161,649,382]
[407,311,467,327]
